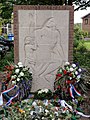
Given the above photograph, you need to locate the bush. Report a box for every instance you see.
[77,45,87,53]
[0,48,14,71]
[73,51,90,68]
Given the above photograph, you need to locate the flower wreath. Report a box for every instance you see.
[54,62,83,100]
[1,62,32,105]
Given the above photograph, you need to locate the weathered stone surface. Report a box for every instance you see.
[18,10,69,91]
[14,6,74,92]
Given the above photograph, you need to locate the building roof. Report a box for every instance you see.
[82,13,90,19]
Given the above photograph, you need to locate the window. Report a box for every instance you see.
[85,19,88,24]
[8,24,11,28]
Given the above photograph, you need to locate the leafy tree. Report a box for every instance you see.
[0,0,90,22]
[74,23,88,41]
[74,23,88,53]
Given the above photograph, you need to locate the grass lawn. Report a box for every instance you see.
[84,40,90,51]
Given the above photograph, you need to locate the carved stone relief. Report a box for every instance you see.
[18,10,69,91]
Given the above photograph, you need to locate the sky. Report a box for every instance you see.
[74,7,90,23]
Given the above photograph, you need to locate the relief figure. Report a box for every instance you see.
[24,17,65,90]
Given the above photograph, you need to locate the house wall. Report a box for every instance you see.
[82,15,90,33]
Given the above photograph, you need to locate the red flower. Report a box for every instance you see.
[69,73,73,77]
[64,70,67,75]
[6,71,12,80]
[57,73,62,77]
[56,73,62,80]
[6,73,11,79]
[66,80,72,84]
[5,65,14,71]
[54,87,56,90]
[9,65,14,71]
[5,65,10,70]
[57,86,60,89]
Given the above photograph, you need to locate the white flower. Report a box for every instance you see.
[39,106,43,113]
[14,75,17,78]
[44,89,48,93]
[87,82,90,84]
[78,68,82,72]
[42,117,45,119]
[41,89,44,93]
[55,107,59,111]
[17,78,20,81]
[72,64,76,68]
[38,89,49,94]
[23,67,28,71]
[58,119,61,120]
[20,72,24,76]
[18,62,23,67]
[38,91,42,94]
[18,75,21,78]
[52,118,55,120]
[32,101,37,106]
[75,71,78,75]
[29,70,32,74]
[11,75,17,79]
[15,69,20,74]
[50,114,52,117]
[54,112,58,116]
[15,65,18,68]
[19,64,23,68]
[11,75,16,79]
[70,67,74,72]
[30,111,34,115]
[65,62,70,66]
[70,77,72,80]
[12,81,16,85]
[18,62,22,65]
[77,75,81,79]
[45,112,48,116]
[45,109,49,113]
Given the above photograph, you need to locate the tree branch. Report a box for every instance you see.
[74,0,90,11]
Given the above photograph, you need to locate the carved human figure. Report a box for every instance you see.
[24,17,65,91]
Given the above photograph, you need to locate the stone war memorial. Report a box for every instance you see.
[1,5,90,119]
[14,5,74,92]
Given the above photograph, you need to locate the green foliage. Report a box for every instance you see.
[73,51,90,68]
[0,0,90,21]
[0,98,81,120]
[0,48,14,71]
[74,24,88,41]
[0,1,13,22]
[73,24,90,69]
[84,40,90,51]
[77,41,87,53]
[77,45,87,53]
